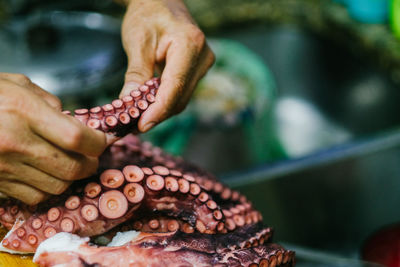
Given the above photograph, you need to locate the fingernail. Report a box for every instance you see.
[142,122,156,132]
[121,82,140,96]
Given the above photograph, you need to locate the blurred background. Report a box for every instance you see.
[1,0,400,266]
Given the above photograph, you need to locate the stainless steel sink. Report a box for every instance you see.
[210,24,400,260]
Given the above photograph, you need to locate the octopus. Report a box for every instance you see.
[0,78,295,267]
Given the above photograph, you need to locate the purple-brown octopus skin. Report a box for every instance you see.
[0,78,295,267]
[34,228,295,267]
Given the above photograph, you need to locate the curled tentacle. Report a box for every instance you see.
[99,134,216,180]
[69,78,160,144]
[1,164,224,253]
[100,135,248,208]
[0,131,296,266]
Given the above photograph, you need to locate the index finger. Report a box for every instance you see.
[0,73,62,110]
[27,96,107,156]
[138,41,198,132]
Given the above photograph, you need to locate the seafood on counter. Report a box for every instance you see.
[0,78,295,267]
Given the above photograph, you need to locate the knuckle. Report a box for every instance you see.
[125,67,152,82]
[64,125,84,151]
[64,160,83,181]
[132,30,151,43]
[0,162,13,177]
[52,181,70,195]
[27,194,46,205]
[48,96,62,110]
[0,134,19,154]
[13,74,32,86]
[187,26,205,45]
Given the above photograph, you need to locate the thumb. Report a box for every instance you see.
[120,38,156,98]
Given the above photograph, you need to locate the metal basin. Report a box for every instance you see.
[215,25,400,259]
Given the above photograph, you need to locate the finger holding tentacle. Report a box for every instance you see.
[65,78,160,145]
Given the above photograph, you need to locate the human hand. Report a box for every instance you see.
[120,0,215,132]
[0,73,107,205]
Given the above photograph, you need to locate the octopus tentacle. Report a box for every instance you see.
[131,216,191,233]
[0,200,34,230]
[96,218,271,254]
[100,135,248,209]
[68,77,160,144]
[99,136,265,235]
[99,134,215,181]
[33,231,295,267]
[1,164,224,253]
[217,243,296,267]
[0,114,296,266]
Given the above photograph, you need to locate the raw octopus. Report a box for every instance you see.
[0,78,295,267]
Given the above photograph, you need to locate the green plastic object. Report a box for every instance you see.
[390,0,400,38]
[205,39,286,163]
[208,39,284,163]
[143,38,286,163]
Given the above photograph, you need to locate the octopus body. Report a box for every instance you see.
[0,78,295,267]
